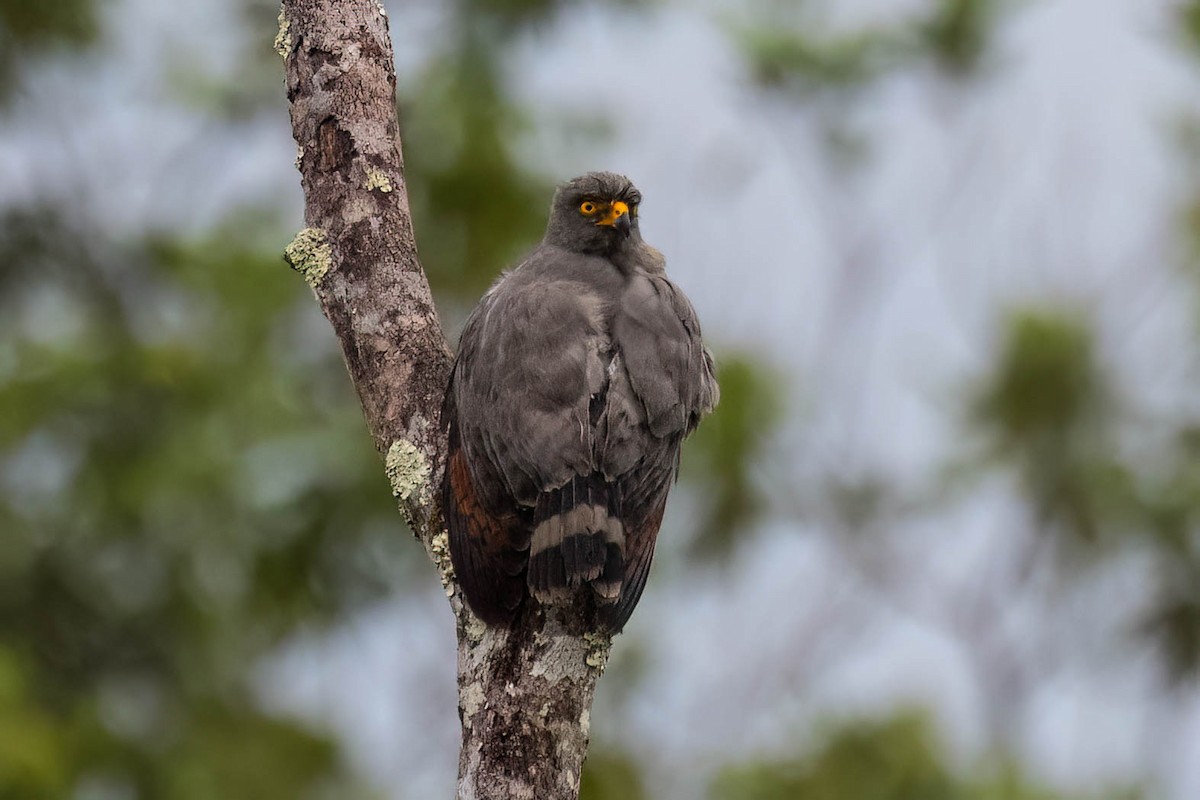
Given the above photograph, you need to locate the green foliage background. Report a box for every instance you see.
[3,0,1200,798]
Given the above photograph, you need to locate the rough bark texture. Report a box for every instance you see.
[278,2,611,798]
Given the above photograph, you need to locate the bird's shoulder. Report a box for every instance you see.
[460,245,624,340]
[608,248,719,435]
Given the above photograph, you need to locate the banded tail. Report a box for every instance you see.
[527,473,625,606]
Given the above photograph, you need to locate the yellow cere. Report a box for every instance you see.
[598,200,629,227]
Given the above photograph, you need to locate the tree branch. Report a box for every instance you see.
[278,2,611,797]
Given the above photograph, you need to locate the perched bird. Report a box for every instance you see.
[441,172,718,632]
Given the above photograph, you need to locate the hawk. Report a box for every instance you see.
[441,172,718,632]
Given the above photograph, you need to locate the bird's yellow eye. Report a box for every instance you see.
[580,201,597,215]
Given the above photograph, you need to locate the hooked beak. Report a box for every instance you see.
[614,210,632,238]
[598,200,632,238]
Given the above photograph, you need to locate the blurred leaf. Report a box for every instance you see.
[1140,591,1200,684]
[0,647,71,797]
[0,210,400,797]
[961,306,1200,685]
[710,711,1132,800]
[0,0,98,51]
[1181,0,1200,57]
[736,0,1001,97]
[975,311,1102,440]
[0,0,100,105]
[401,43,551,299]
[160,707,345,800]
[580,751,646,800]
[459,0,649,31]
[683,353,783,559]
[971,309,1118,542]
[461,0,561,28]
[920,0,996,76]
[711,713,956,800]
[738,26,896,93]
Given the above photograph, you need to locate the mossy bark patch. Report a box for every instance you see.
[283,228,332,288]
[385,438,431,506]
[274,9,292,58]
[429,530,456,589]
[365,167,393,193]
[583,632,612,671]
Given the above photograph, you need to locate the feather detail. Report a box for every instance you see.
[528,474,624,606]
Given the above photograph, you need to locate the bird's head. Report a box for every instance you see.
[543,171,643,255]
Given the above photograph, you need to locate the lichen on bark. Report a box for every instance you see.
[365,166,393,193]
[385,438,431,505]
[274,8,292,57]
[283,227,331,288]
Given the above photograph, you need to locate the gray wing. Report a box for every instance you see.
[611,272,718,441]
[448,258,629,623]
[451,266,608,511]
[596,271,718,631]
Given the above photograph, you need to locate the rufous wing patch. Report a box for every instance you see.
[444,432,527,623]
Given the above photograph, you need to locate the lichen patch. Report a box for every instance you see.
[365,167,393,193]
[274,9,292,58]
[583,632,611,671]
[464,612,487,643]
[384,438,431,506]
[283,228,332,288]
[428,530,456,586]
[461,682,486,720]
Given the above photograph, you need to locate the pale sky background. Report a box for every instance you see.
[4,0,1200,798]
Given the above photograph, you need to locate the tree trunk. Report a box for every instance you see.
[277,2,611,798]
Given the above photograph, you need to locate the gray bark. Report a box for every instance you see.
[277,2,611,798]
